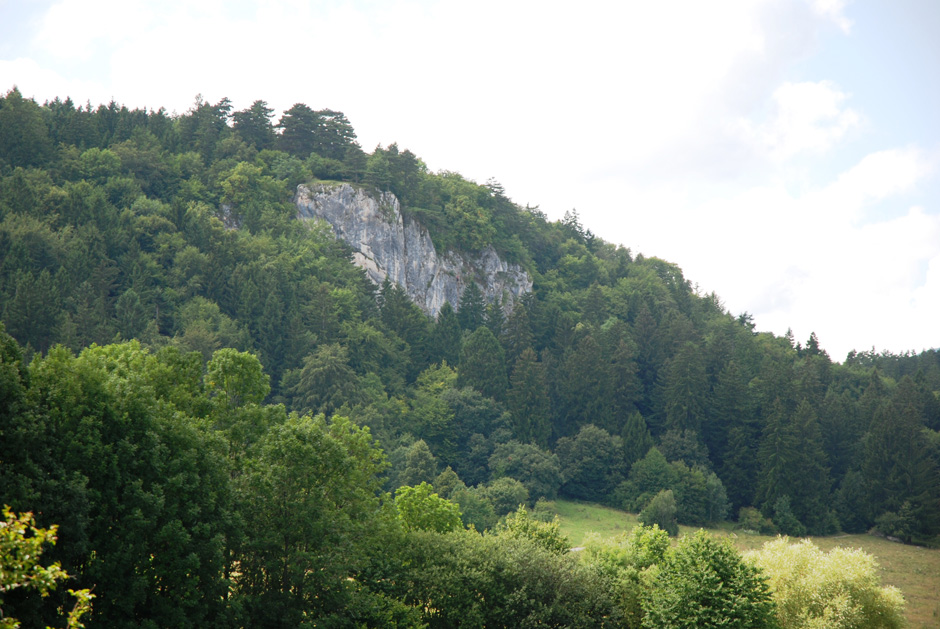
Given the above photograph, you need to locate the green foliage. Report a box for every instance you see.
[489,440,563,501]
[481,476,529,516]
[638,489,679,537]
[2,87,939,626]
[457,326,507,401]
[238,413,387,624]
[495,505,570,555]
[395,482,463,534]
[0,506,94,629]
[206,347,270,409]
[747,537,906,629]
[556,423,625,501]
[643,530,776,628]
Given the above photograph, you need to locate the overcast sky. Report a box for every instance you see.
[2,0,938,361]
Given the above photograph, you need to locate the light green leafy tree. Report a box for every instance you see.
[746,537,905,629]
[395,482,463,534]
[0,506,93,629]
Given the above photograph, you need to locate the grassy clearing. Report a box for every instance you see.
[554,499,940,628]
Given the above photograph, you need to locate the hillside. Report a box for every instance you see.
[1,87,939,627]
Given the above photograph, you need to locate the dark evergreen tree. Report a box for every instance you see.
[429,301,462,367]
[0,87,54,168]
[662,341,708,434]
[457,281,486,331]
[501,299,534,365]
[484,295,504,339]
[860,376,940,536]
[232,99,276,150]
[621,410,654,469]
[458,326,508,401]
[277,103,320,157]
[507,347,552,447]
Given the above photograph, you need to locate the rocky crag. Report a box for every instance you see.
[295,183,532,316]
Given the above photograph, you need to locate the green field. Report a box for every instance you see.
[553,499,940,628]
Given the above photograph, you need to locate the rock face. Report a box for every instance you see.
[295,183,532,316]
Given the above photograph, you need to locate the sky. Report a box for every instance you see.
[2,0,939,361]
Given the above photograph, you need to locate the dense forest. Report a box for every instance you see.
[0,86,937,627]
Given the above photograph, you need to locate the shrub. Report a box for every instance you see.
[643,530,776,628]
[746,537,906,629]
[639,489,679,536]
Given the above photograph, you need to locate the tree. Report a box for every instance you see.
[507,347,552,447]
[621,411,654,469]
[481,476,529,516]
[555,333,614,436]
[643,530,776,628]
[555,424,625,501]
[458,326,507,401]
[206,347,270,410]
[0,507,94,629]
[284,344,361,416]
[618,447,676,512]
[276,103,320,157]
[457,282,486,331]
[397,439,439,488]
[232,100,276,150]
[662,341,708,434]
[0,88,53,168]
[638,489,679,536]
[395,482,463,533]
[495,505,570,555]
[237,414,387,625]
[747,537,905,629]
[860,377,940,536]
[501,300,534,366]
[429,302,462,367]
[484,296,505,339]
[489,441,563,501]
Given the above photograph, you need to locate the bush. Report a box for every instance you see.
[639,489,679,536]
[737,507,778,536]
[482,476,529,516]
[746,537,906,629]
[643,530,776,628]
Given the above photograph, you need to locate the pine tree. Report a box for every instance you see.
[507,347,552,447]
[621,411,654,469]
[430,302,462,367]
[457,282,486,332]
[501,300,534,365]
[458,327,507,401]
[662,341,708,434]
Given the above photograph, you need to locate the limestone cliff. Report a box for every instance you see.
[295,183,532,316]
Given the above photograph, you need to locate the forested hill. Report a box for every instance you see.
[1,87,938,627]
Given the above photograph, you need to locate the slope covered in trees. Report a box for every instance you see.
[0,87,938,626]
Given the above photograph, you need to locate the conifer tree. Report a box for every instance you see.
[458,327,508,401]
[662,341,708,434]
[501,300,534,365]
[457,281,486,331]
[430,301,462,367]
[507,347,552,447]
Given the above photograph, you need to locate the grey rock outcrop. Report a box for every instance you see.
[295,183,532,316]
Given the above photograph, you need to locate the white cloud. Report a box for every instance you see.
[34,0,155,62]
[808,0,852,33]
[731,80,860,162]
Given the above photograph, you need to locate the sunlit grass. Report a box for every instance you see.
[554,498,940,628]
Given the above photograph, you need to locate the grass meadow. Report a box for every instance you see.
[552,499,940,628]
